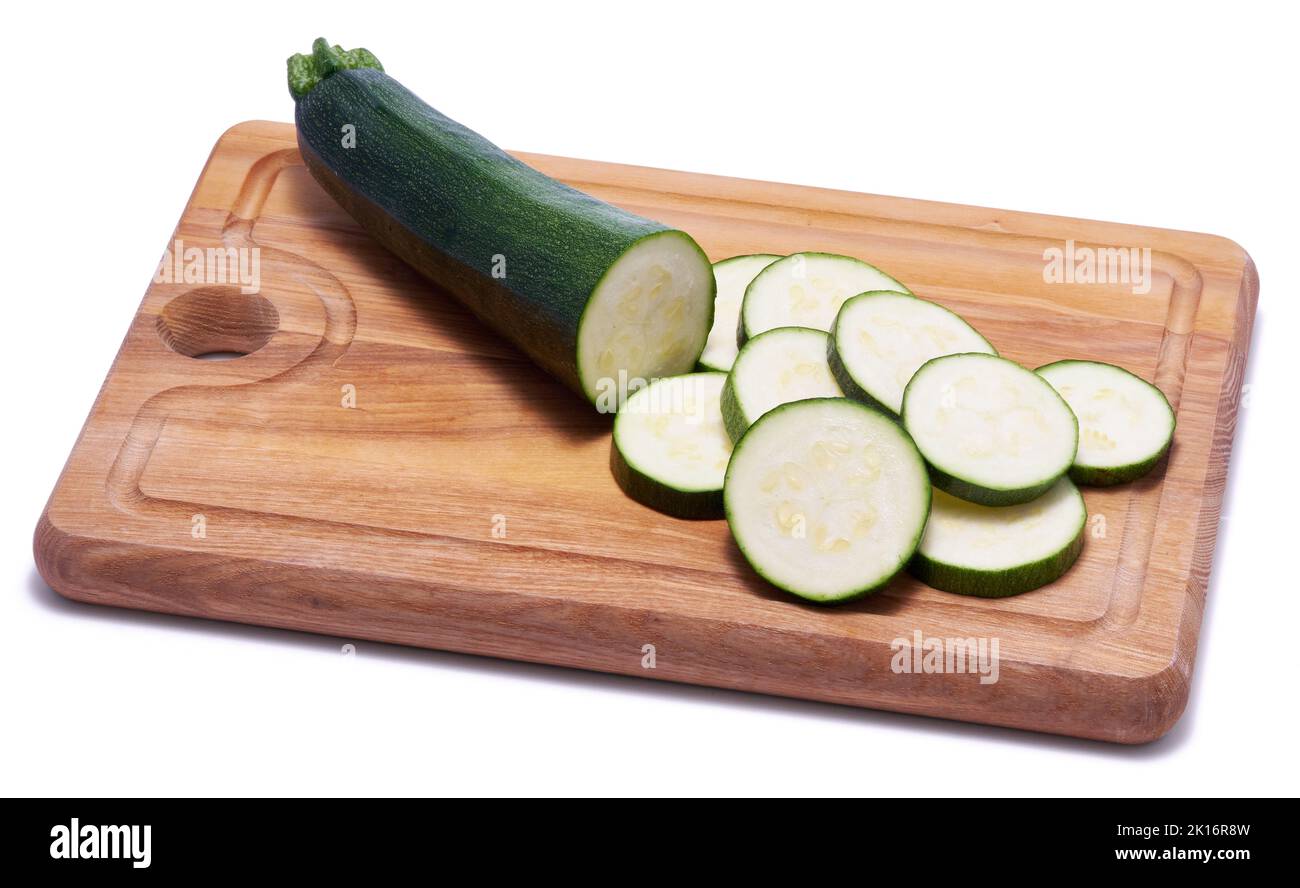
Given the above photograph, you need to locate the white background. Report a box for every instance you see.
[2,1,1296,796]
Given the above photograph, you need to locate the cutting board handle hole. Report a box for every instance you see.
[156,287,279,360]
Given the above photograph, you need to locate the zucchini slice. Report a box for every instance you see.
[829,291,996,416]
[698,254,782,372]
[724,398,931,604]
[611,372,732,519]
[739,252,910,344]
[720,327,842,443]
[902,353,1078,506]
[910,479,1086,597]
[1036,360,1175,486]
[289,39,715,413]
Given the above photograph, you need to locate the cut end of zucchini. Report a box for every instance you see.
[699,254,782,372]
[902,353,1078,506]
[581,231,715,413]
[740,252,910,342]
[1036,360,1175,486]
[724,398,930,604]
[830,291,996,416]
[612,372,732,518]
[910,479,1086,597]
[720,326,842,443]
[287,38,384,100]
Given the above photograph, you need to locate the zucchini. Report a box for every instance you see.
[719,326,841,443]
[698,254,782,372]
[829,291,996,416]
[910,480,1086,597]
[288,39,715,412]
[901,353,1078,506]
[611,372,732,519]
[739,252,909,345]
[724,398,930,604]
[1036,360,1175,486]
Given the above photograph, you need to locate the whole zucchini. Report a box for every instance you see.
[288,40,715,412]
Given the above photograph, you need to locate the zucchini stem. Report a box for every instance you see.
[287,38,384,100]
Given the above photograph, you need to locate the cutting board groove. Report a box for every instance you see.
[36,121,1257,743]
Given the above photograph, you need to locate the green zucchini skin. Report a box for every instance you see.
[608,442,724,520]
[719,373,748,444]
[909,528,1083,597]
[290,42,711,408]
[909,517,1084,597]
[908,480,1087,597]
[1066,453,1167,488]
[923,463,1059,508]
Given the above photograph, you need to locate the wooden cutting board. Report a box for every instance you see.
[36,121,1257,743]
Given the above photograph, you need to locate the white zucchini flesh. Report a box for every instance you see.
[579,231,717,411]
[698,254,782,372]
[740,252,910,342]
[720,327,842,442]
[911,479,1086,597]
[724,398,931,603]
[830,291,996,415]
[1036,360,1175,486]
[611,372,733,518]
[902,353,1078,506]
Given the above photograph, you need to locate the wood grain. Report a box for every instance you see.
[35,121,1258,743]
